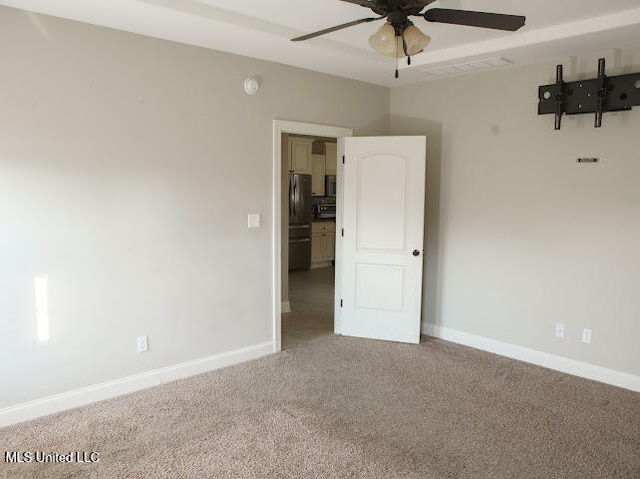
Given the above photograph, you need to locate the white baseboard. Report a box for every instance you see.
[281,301,291,313]
[422,323,640,392]
[0,341,274,428]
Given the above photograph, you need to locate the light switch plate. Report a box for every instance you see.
[248,213,261,228]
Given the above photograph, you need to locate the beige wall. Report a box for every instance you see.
[0,6,388,408]
[391,48,640,376]
[2,3,638,412]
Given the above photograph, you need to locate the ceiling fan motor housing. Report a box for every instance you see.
[369,0,434,17]
[387,11,412,35]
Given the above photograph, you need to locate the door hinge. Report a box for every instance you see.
[340,299,343,308]
[341,228,344,237]
[342,155,345,165]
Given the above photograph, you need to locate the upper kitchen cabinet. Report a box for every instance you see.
[325,142,337,175]
[311,154,325,196]
[288,137,314,175]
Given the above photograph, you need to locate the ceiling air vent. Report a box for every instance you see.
[421,57,513,77]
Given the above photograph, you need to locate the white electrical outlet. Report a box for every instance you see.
[247,213,261,228]
[582,329,592,344]
[555,323,565,338]
[137,335,149,352]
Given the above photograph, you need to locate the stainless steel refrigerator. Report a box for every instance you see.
[288,173,313,270]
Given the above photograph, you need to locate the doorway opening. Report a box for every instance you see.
[284,135,337,350]
[272,121,353,352]
[284,261,336,349]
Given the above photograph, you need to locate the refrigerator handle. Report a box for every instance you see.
[293,175,298,218]
[289,175,295,219]
[289,238,311,244]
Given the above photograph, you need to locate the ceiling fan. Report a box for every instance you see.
[292,0,526,77]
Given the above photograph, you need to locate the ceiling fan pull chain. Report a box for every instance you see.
[402,33,411,65]
[395,37,399,78]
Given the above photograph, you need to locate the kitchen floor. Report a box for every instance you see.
[282,266,335,350]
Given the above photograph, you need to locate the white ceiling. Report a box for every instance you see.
[3,0,640,86]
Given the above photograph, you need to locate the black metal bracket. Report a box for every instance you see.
[538,58,640,130]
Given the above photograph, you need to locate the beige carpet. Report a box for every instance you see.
[1,335,639,478]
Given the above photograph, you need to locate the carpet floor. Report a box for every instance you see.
[1,335,639,478]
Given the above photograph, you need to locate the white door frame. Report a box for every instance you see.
[272,120,353,352]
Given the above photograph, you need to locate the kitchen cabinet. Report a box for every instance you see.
[311,221,336,265]
[325,142,337,175]
[311,154,326,196]
[288,137,314,174]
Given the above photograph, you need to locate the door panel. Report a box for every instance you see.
[340,136,426,344]
[355,264,404,311]
[356,154,407,251]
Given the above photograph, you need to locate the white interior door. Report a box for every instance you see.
[338,136,426,344]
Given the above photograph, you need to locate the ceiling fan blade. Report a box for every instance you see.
[424,8,525,32]
[338,0,375,7]
[292,16,384,42]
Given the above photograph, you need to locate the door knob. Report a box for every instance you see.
[412,249,420,257]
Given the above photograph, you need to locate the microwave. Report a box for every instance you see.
[325,175,337,197]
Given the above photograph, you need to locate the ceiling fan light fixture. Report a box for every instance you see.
[403,24,431,56]
[369,22,430,59]
[368,22,397,57]
[379,36,405,58]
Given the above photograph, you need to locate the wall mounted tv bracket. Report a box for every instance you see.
[538,58,640,130]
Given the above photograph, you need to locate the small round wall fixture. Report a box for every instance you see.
[244,77,260,96]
